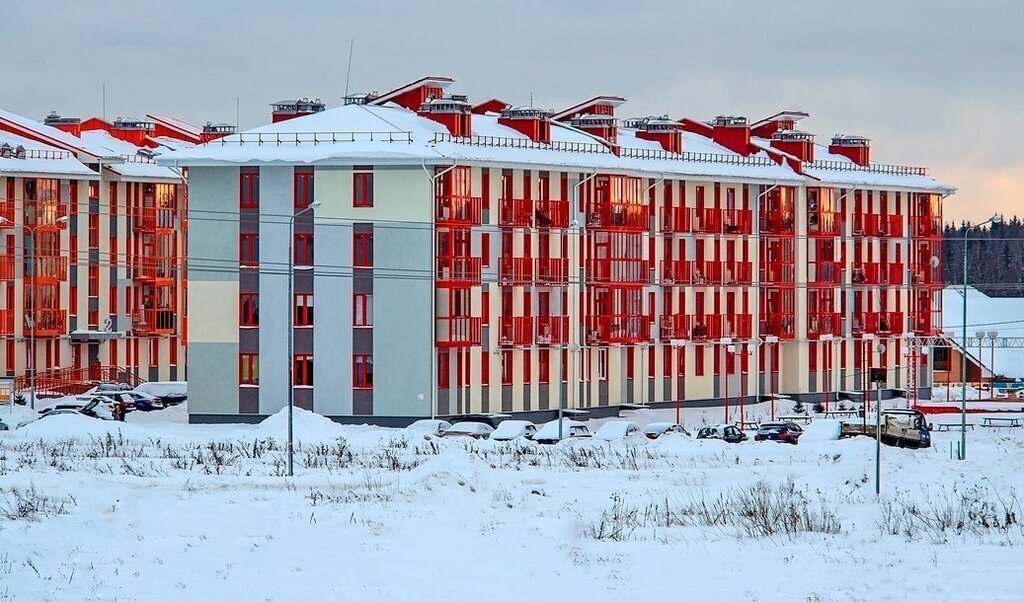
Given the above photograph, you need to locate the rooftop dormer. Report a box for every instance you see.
[623,115,683,153]
[498,106,553,143]
[271,98,326,123]
[43,111,82,137]
[710,115,754,156]
[553,96,626,151]
[829,134,871,166]
[419,94,472,137]
[200,122,236,143]
[770,129,815,163]
[751,110,810,138]
[369,76,455,111]
[342,92,380,106]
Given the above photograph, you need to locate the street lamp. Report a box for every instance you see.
[1,214,70,409]
[872,339,885,498]
[286,199,321,477]
[960,213,1002,460]
[725,342,736,423]
[987,330,998,400]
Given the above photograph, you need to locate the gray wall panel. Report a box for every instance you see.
[313,215,352,415]
[188,342,239,415]
[258,166,293,414]
[187,167,239,282]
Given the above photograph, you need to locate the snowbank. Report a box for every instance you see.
[256,407,345,443]
[15,413,145,440]
[800,419,842,442]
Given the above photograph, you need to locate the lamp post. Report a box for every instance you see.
[873,339,885,498]
[2,215,70,409]
[286,199,320,477]
[724,341,736,423]
[960,213,1002,460]
[764,335,778,420]
[987,330,998,399]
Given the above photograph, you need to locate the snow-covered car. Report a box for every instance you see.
[594,421,640,441]
[133,381,186,406]
[754,422,803,444]
[38,397,118,421]
[405,419,452,437]
[441,421,494,440]
[120,390,163,412]
[533,419,592,444]
[642,422,690,439]
[490,420,537,441]
[696,424,747,443]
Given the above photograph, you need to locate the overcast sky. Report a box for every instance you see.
[2,0,1021,222]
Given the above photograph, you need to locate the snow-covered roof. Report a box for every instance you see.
[148,136,197,151]
[145,114,201,138]
[803,142,952,193]
[106,157,181,182]
[0,130,96,178]
[941,286,1024,378]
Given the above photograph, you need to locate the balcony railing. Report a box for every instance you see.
[853,214,903,238]
[760,212,795,235]
[133,207,177,231]
[661,260,753,286]
[585,204,649,231]
[661,314,753,341]
[0,200,14,226]
[808,211,840,236]
[585,315,652,344]
[912,215,943,239]
[535,200,569,229]
[499,257,533,285]
[535,258,569,285]
[535,316,569,345]
[807,312,842,339]
[132,257,176,282]
[692,207,722,234]
[913,309,941,335]
[499,316,534,347]
[807,261,843,286]
[436,316,482,347]
[498,198,533,227]
[661,206,691,233]
[761,314,796,339]
[436,256,482,286]
[0,255,13,281]
[0,309,12,335]
[133,308,177,335]
[586,259,652,285]
[760,262,795,285]
[852,311,904,336]
[910,263,942,287]
[26,256,68,282]
[25,308,66,337]
[436,194,482,226]
[722,209,753,235]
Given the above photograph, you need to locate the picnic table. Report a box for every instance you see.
[776,414,813,424]
[936,423,975,431]
[738,420,760,431]
[824,410,859,419]
[981,416,1022,428]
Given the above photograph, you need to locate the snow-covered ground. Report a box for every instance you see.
[1,403,1023,601]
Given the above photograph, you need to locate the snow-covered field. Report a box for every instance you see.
[1,403,1023,601]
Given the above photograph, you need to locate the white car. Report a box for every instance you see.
[643,422,690,440]
[39,397,117,421]
[441,421,494,440]
[490,420,537,441]
[533,418,592,444]
[594,421,640,441]
[405,419,452,437]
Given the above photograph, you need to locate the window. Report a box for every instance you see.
[695,345,705,376]
[353,354,373,389]
[149,338,159,368]
[438,350,449,389]
[239,353,259,385]
[88,214,99,249]
[88,264,99,298]
[481,233,490,268]
[294,293,314,327]
[240,170,259,209]
[294,169,314,209]
[502,350,513,385]
[240,293,259,326]
[354,293,372,327]
[354,232,373,267]
[294,233,314,267]
[598,348,608,380]
[240,233,259,267]
[353,171,374,207]
[294,354,314,386]
[539,349,550,384]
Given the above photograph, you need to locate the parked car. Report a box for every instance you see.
[594,421,640,441]
[133,381,187,406]
[39,397,117,421]
[92,392,136,415]
[121,390,163,412]
[643,422,690,439]
[533,419,592,444]
[696,424,747,443]
[490,420,537,441]
[405,419,452,437]
[754,422,803,444]
[441,421,494,439]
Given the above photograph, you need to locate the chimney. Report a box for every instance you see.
[498,106,552,143]
[270,98,326,123]
[419,94,472,137]
[200,122,237,143]
[43,111,82,137]
[770,130,815,163]
[829,134,871,166]
[111,117,156,146]
[626,116,683,154]
[710,115,752,156]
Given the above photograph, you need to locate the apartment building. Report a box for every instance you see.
[160,76,953,424]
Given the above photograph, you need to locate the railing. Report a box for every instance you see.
[132,257,176,282]
[761,262,796,285]
[0,255,13,281]
[661,260,753,287]
[853,214,904,238]
[499,316,534,347]
[721,209,753,235]
[883,263,905,287]
[436,316,482,348]
[436,194,482,226]
[661,314,753,341]
[807,312,842,339]
[26,256,68,282]
[913,309,942,335]
[0,149,73,160]
[852,311,905,336]
[433,132,611,154]
[910,263,942,287]
[661,206,691,233]
[0,200,14,225]
[133,207,177,231]
[436,256,482,286]
[807,261,843,286]
[585,259,652,285]
[621,147,776,166]
[25,308,66,336]
[760,211,796,235]
[586,204,649,231]
[692,207,722,234]
[535,258,569,285]
[807,210,840,236]
[760,314,796,339]
[0,309,12,335]
[807,159,927,177]
[214,131,415,146]
[14,365,146,397]
[498,198,533,227]
[912,215,943,239]
[585,315,652,345]
[536,316,569,345]
[499,257,533,285]
[133,308,177,335]
[535,200,569,228]
[851,264,880,286]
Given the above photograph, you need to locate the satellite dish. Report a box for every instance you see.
[929,255,940,268]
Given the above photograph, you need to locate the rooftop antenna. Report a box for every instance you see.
[530,91,534,108]
[344,39,355,98]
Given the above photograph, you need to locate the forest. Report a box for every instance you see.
[943,216,1024,296]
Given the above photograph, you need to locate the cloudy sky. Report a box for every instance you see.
[2,0,1020,222]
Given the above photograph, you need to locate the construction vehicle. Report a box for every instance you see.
[840,409,932,449]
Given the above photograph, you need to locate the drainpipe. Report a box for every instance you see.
[566,171,597,440]
[752,182,779,412]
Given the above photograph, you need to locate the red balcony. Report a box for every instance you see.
[879,215,903,237]
[912,215,943,239]
[913,309,941,335]
[808,261,843,286]
[660,260,690,286]
[536,316,569,345]
[854,214,904,238]
[436,256,482,287]
[882,263,904,287]
[852,311,904,336]
[586,204,649,231]
[760,211,795,235]
[692,208,722,234]
[0,255,13,281]
[807,312,842,339]
[910,262,942,287]
[499,316,534,347]
[585,315,652,344]
[436,316,482,347]
[535,258,569,285]
[722,209,753,235]
[0,200,14,226]
[661,260,752,286]
[132,257,175,283]
[133,308,177,335]
[761,262,795,285]
[26,255,68,282]
[26,308,66,337]
[0,309,12,335]
[659,314,752,341]
[133,207,176,231]
[436,195,482,226]
[851,263,880,285]
[586,259,652,285]
[661,206,691,233]
[535,200,569,229]
[498,198,533,227]
[761,314,796,339]
[499,257,533,285]
[808,211,840,236]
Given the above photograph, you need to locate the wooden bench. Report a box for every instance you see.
[776,415,813,424]
[982,417,1022,428]
[936,423,975,432]
[738,420,760,431]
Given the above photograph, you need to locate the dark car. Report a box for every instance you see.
[696,424,747,443]
[754,422,803,444]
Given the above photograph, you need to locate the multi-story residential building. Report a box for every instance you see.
[0,109,231,393]
[161,76,954,424]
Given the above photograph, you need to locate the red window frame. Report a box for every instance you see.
[240,171,259,209]
[353,354,374,389]
[294,169,314,209]
[438,350,450,389]
[149,338,159,368]
[354,232,373,267]
[353,171,374,207]
[239,233,259,267]
[294,233,314,267]
[88,213,99,249]
[88,264,99,298]
[502,350,513,385]
[481,348,490,386]
[353,293,372,327]
[239,353,259,385]
[539,349,550,384]
[240,293,259,327]
[293,354,314,386]
[695,344,705,376]
[294,293,313,327]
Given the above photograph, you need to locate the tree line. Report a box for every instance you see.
[944,216,1024,297]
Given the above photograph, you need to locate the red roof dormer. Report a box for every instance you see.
[419,95,472,137]
[710,115,755,156]
[42,112,82,137]
[553,96,626,152]
[498,106,553,144]
[472,98,508,115]
[369,76,455,111]
[271,98,326,123]
[770,130,815,163]
[751,110,810,138]
[829,134,871,166]
[624,116,683,154]
[200,123,236,143]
